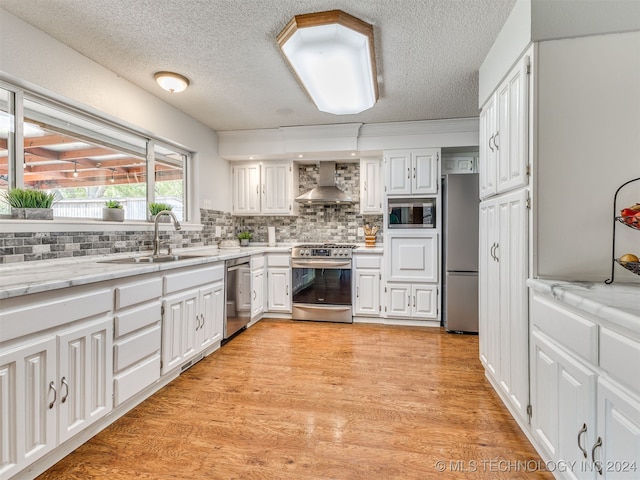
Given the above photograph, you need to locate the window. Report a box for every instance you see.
[0,83,190,221]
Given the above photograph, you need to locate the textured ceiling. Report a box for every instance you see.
[0,0,516,132]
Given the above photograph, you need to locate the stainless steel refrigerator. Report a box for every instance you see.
[442,173,479,333]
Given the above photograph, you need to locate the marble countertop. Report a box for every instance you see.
[527,279,640,333]
[0,243,380,299]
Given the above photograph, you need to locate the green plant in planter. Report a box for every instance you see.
[237,231,252,240]
[104,200,123,209]
[1,188,58,219]
[1,188,57,208]
[148,202,173,216]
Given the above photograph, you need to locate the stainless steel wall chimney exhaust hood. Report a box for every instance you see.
[295,161,353,204]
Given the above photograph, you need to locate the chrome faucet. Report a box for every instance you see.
[153,210,182,256]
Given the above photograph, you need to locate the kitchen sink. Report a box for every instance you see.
[98,254,209,264]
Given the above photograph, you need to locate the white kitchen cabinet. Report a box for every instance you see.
[479,51,530,200]
[596,378,640,479]
[479,188,529,422]
[161,264,225,374]
[385,283,438,320]
[386,232,439,283]
[232,162,261,215]
[56,318,113,444]
[353,253,382,317]
[251,255,266,320]
[384,149,440,196]
[530,329,597,480]
[360,157,383,214]
[266,254,291,313]
[232,161,298,215]
[0,337,57,479]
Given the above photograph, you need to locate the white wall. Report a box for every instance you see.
[535,31,640,282]
[0,8,230,219]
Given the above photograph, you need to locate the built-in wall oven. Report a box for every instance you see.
[291,244,355,323]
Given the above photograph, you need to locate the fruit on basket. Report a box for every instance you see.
[620,203,640,226]
[619,253,639,264]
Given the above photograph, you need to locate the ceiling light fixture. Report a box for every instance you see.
[277,10,378,115]
[110,169,116,183]
[154,71,190,93]
[73,161,78,178]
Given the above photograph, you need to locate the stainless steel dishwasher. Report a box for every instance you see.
[224,256,251,342]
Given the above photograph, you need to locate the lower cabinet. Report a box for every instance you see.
[385,283,438,319]
[353,253,382,317]
[251,255,266,320]
[530,292,640,480]
[0,318,112,480]
[267,253,291,313]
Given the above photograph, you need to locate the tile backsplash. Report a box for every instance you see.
[0,163,383,263]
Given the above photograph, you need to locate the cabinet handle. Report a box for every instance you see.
[413,296,416,308]
[407,295,411,307]
[48,381,57,409]
[201,314,205,328]
[490,243,496,260]
[356,287,359,298]
[407,167,410,179]
[195,315,200,331]
[364,181,367,192]
[253,290,256,300]
[494,132,499,150]
[494,243,499,262]
[591,437,603,475]
[413,167,416,179]
[256,185,259,194]
[60,377,69,404]
[577,423,588,459]
[489,134,495,152]
[286,286,289,296]
[263,184,265,195]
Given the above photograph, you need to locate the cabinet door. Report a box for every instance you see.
[262,162,291,214]
[251,269,265,318]
[267,268,291,313]
[479,198,498,376]
[531,330,597,480]
[596,378,640,479]
[385,283,411,318]
[199,281,223,349]
[162,290,199,374]
[232,163,261,214]
[384,151,412,195]
[387,233,438,282]
[57,317,113,443]
[411,284,438,319]
[237,266,252,313]
[496,189,529,420]
[496,56,529,195]
[354,270,380,316]
[479,94,497,199]
[360,158,383,213]
[0,337,56,477]
[412,149,439,194]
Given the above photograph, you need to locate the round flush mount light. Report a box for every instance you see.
[154,71,190,93]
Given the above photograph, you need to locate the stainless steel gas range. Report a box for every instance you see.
[291,244,356,323]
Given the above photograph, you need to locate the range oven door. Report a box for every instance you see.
[291,259,353,323]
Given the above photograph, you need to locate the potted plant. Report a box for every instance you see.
[149,202,172,222]
[1,188,57,220]
[103,200,125,222]
[237,230,252,246]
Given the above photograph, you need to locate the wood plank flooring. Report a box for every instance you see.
[38,320,553,479]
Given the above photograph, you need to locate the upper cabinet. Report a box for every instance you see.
[384,149,440,196]
[479,51,530,200]
[231,161,298,215]
[359,157,383,214]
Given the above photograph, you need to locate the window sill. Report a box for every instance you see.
[0,218,203,233]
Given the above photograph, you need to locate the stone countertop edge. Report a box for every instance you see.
[0,246,292,300]
[527,278,640,333]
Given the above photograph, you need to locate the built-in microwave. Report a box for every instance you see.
[388,198,436,228]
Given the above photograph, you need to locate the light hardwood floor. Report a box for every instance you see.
[38,320,552,479]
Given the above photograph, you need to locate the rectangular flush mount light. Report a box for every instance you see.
[277,10,379,115]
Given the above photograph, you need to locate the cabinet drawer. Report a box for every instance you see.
[113,353,160,406]
[115,277,162,310]
[267,254,290,267]
[251,255,266,269]
[355,255,381,269]
[531,295,598,364]
[114,324,161,372]
[164,264,224,294]
[600,327,640,394]
[114,301,161,337]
